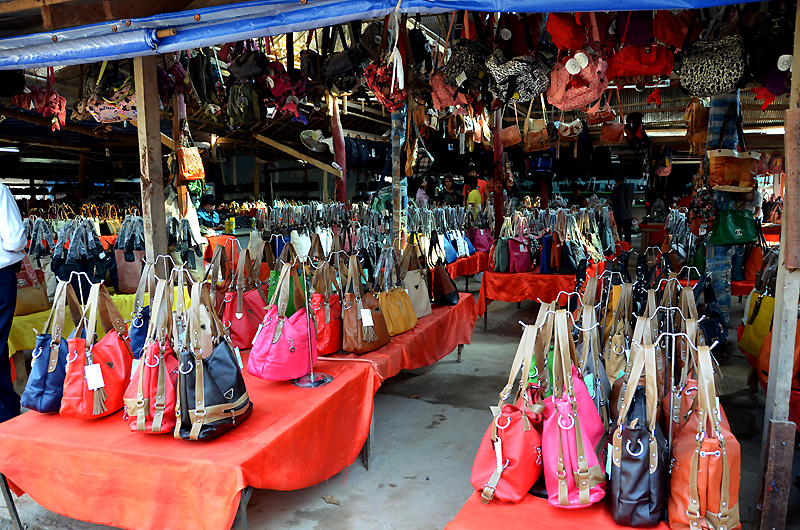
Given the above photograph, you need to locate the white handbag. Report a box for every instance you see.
[290,229,312,258]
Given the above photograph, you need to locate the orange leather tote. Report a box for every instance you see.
[342,255,389,354]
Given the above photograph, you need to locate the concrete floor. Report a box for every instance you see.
[1,265,799,530]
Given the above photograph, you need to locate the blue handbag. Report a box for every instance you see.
[463,233,476,255]
[128,262,159,359]
[442,233,458,264]
[540,234,553,274]
[20,281,84,414]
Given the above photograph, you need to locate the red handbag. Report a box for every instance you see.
[221,248,270,349]
[471,323,543,503]
[546,13,587,51]
[653,9,702,48]
[606,44,675,80]
[123,277,178,434]
[61,283,133,420]
[310,262,343,356]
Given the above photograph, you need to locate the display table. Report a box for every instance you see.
[330,293,478,380]
[446,252,491,291]
[638,222,666,252]
[0,357,378,530]
[678,278,754,298]
[762,223,781,243]
[478,264,601,328]
[445,492,670,530]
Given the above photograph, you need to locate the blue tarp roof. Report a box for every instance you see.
[0,0,742,70]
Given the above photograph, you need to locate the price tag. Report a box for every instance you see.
[494,438,503,472]
[130,359,140,381]
[234,347,243,370]
[456,72,467,86]
[405,288,410,297]
[84,364,105,391]
[360,308,374,327]
[585,373,595,399]
[606,443,613,476]
[98,252,106,260]
[520,244,526,252]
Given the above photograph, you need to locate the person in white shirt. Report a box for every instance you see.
[0,183,26,423]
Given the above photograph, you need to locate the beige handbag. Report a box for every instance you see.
[400,244,432,319]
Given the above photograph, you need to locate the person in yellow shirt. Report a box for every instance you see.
[466,175,482,211]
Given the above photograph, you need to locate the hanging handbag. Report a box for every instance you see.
[432,262,459,306]
[609,333,668,527]
[509,214,533,273]
[607,44,674,80]
[546,13,588,51]
[221,248,271,350]
[678,34,746,97]
[342,255,390,354]
[524,95,552,153]
[669,345,741,530]
[113,216,146,295]
[60,282,133,420]
[14,255,50,316]
[576,278,611,427]
[471,324,543,503]
[708,210,758,246]
[487,52,550,103]
[310,262,343,356]
[499,103,523,147]
[494,218,512,273]
[541,308,607,508]
[400,243,432,319]
[547,52,609,111]
[266,243,299,317]
[443,34,491,92]
[20,280,83,414]
[176,135,205,181]
[123,277,179,434]
[129,261,157,360]
[376,247,418,336]
[604,283,633,384]
[248,262,317,381]
[175,282,253,440]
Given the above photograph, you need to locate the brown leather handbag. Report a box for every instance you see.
[523,96,551,153]
[499,103,522,147]
[604,282,633,387]
[669,344,741,530]
[342,255,390,354]
[14,255,50,316]
[115,249,146,295]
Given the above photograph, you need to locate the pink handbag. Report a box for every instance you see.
[546,52,609,111]
[247,263,317,381]
[468,228,494,253]
[540,308,607,508]
[509,237,533,273]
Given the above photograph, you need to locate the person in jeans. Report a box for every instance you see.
[0,183,26,423]
[608,173,634,244]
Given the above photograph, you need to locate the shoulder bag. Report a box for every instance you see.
[221,248,271,350]
[342,255,390,354]
[400,243,432,319]
[311,261,343,356]
[376,247,418,336]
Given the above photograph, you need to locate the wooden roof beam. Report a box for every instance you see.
[0,107,138,144]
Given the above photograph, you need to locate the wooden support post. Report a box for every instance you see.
[133,55,168,275]
[756,18,800,526]
[252,160,260,200]
[457,344,464,363]
[78,153,87,187]
[391,105,405,251]
[492,108,504,240]
[330,96,347,203]
[322,171,330,202]
[755,420,795,530]
[360,408,375,471]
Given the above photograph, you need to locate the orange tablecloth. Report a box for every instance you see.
[679,278,754,297]
[445,492,670,530]
[447,252,491,279]
[330,293,478,381]
[0,357,378,530]
[99,235,117,251]
[478,264,600,317]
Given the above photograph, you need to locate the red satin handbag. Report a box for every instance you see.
[606,44,675,80]
[221,248,270,349]
[61,283,133,420]
[471,324,543,503]
[123,277,178,434]
[310,262,343,356]
[546,13,587,51]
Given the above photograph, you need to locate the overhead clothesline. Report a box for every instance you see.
[0,0,742,70]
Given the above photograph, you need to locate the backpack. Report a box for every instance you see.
[625,112,650,153]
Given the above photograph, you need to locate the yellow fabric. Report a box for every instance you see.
[738,293,775,358]
[9,288,192,355]
[467,189,482,208]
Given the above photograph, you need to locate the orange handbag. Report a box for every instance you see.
[499,103,522,147]
[668,344,741,530]
[14,255,50,316]
[177,146,205,181]
[61,282,133,420]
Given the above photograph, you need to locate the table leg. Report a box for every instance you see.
[360,409,375,471]
[232,486,253,530]
[483,309,488,331]
[457,344,464,363]
[0,474,22,530]
[516,301,521,309]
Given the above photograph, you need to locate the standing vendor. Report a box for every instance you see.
[608,173,634,244]
[0,183,26,423]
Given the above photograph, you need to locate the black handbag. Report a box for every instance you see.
[693,274,729,355]
[51,219,110,302]
[321,26,365,95]
[560,241,577,274]
[443,38,491,93]
[175,283,253,441]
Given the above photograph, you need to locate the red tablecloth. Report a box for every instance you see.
[0,357,378,530]
[478,265,601,317]
[639,223,667,246]
[445,492,670,530]
[679,278,754,297]
[447,252,491,279]
[330,293,478,381]
[99,235,117,251]
[762,223,781,243]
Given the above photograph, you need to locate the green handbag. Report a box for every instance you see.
[708,209,757,246]
[689,239,706,279]
[493,218,512,273]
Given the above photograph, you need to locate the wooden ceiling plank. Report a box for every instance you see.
[255,134,341,177]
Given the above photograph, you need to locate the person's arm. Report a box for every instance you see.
[0,185,26,253]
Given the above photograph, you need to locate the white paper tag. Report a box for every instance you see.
[84,364,105,391]
[360,308,374,327]
[606,443,613,476]
[456,71,467,86]
[98,252,106,260]
[585,373,595,399]
[520,244,525,252]
[234,347,243,370]
[405,288,410,296]
[130,359,140,381]
[494,438,503,472]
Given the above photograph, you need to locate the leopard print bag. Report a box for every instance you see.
[678,35,746,97]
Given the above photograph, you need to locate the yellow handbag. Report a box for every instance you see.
[376,247,417,337]
[738,292,775,358]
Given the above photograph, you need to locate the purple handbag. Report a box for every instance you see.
[617,11,653,47]
[469,228,495,253]
[509,236,533,273]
